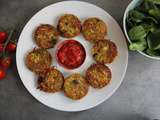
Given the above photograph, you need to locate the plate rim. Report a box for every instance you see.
[16,1,128,112]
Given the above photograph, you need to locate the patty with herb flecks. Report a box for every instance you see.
[82,17,107,42]
[64,73,89,100]
[57,14,81,38]
[34,24,59,49]
[86,63,111,88]
[38,67,64,93]
[92,40,117,64]
[26,48,52,76]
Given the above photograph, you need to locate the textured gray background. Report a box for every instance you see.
[0,0,160,120]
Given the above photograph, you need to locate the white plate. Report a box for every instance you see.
[16,1,128,112]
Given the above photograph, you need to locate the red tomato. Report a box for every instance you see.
[0,44,4,52]
[6,42,16,52]
[0,69,6,80]
[0,56,12,69]
[0,32,7,43]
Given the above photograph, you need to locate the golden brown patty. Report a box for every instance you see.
[82,17,107,42]
[57,14,81,38]
[64,73,89,100]
[86,63,111,88]
[34,24,59,49]
[26,49,52,75]
[92,40,117,64]
[38,67,64,93]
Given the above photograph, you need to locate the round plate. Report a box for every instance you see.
[16,1,128,112]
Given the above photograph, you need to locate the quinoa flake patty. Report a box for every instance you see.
[64,73,89,100]
[38,67,64,93]
[26,49,52,75]
[86,63,111,88]
[57,14,81,38]
[92,40,118,64]
[34,24,59,49]
[82,17,107,42]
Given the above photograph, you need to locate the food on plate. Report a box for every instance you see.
[26,48,52,76]
[23,13,119,100]
[56,40,86,69]
[34,24,59,49]
[126,0,160,56]
[92,40,117,64]
[82,17,107,42]
[57,14,81,38]
[38,67,64,93]
[64,73,89,100]
[86,63,111,88]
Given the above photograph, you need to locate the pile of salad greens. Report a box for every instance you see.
[127,0,160,56]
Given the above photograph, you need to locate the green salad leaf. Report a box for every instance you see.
[144,16,159,24]
[129,10,146,23]
[149,9,160,20]
[147,29,160,50]
[129,39,147,51]
[129,42,147,51]
[137,0,157,13]
[141,22,157,33]
[129,26,147,41]
[147,0,160,5]
[146,49,160,56]
[128,10,158,24]
[126,18,135,29]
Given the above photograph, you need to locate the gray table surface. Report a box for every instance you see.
[0,0,160,120]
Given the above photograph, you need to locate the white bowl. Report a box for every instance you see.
[123,0,160,60]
